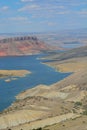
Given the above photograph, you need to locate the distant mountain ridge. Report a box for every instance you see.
[0,36,57,57]
[0,36,38,43]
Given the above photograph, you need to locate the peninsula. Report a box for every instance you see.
[0,70,31,78]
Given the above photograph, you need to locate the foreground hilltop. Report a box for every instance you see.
[0,45,87,130]
[0,36,57,56]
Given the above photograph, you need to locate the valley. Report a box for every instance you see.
[0,0,87,129]
[0,44,87,130]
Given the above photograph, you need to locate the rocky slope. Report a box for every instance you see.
[0,36,57,56]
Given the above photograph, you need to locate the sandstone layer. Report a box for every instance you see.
[0,36,58,57]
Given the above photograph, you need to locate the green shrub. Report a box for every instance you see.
[83,110,87,115]
[32,128,42,130]
[75,102,82,106]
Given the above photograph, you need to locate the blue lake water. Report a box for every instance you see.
[0,54,70,111]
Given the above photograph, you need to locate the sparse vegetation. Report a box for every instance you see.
[83,110,87,115]
[32,128,42,130]
[75,102,82,106]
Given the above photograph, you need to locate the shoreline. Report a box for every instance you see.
[42,62,73,73]
[0,54,70,112]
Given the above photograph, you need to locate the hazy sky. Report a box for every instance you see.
[0,0,87,33]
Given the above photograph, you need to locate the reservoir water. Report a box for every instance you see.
[0,54,70,111]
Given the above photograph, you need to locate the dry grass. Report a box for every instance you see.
[46,58,87,73]
[44,116,87,130]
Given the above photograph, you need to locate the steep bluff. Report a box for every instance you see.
[0,36,56,56]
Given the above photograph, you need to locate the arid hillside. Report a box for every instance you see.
[0,36,57,56]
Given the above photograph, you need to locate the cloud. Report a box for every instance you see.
[9,16,28,21]
[47,22,57,26]
[18,4,40,11]
[56,11,69,15]
[77,9,87,17]
[0,6,9,11]
[18,3,66,14]
[7,16,32,25]
[18,3,69,19]
[79,10,87,15]
[21,0,34,2]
